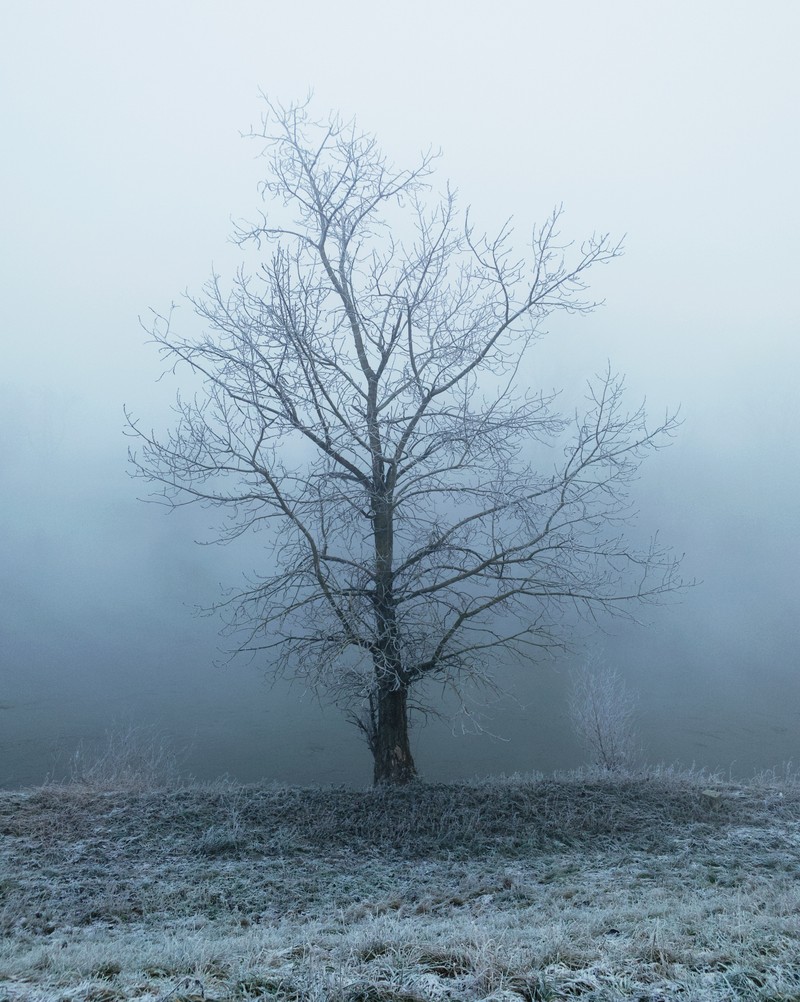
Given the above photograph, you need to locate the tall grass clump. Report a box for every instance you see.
[59,720,185,792]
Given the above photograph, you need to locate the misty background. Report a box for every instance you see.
[1,1,798,787]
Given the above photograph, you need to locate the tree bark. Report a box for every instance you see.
[372,685,417,784]
[369,474,416,783]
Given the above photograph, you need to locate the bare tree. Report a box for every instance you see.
[126,98,684,784]
[568,650,640,771]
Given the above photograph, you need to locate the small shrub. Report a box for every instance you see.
[568,649,640,771]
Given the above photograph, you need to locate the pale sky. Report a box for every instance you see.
[1,1,798,785]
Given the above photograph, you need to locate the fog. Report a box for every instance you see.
[1,1,798,787]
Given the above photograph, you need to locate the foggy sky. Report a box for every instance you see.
[1,1,799,786]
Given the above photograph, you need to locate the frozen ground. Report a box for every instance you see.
[1,770,799,1001]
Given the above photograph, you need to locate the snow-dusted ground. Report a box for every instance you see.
[2,772,799,1001]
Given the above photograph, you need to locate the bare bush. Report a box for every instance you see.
[568,651,640,771]
[62,721,185,792]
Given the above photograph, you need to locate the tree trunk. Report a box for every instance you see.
[372,685,417,784]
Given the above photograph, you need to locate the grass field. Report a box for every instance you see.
[2,769,799,1001]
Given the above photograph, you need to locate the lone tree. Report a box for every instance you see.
[127,98,683,784]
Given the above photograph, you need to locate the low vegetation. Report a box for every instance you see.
[2,767,800,1001]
